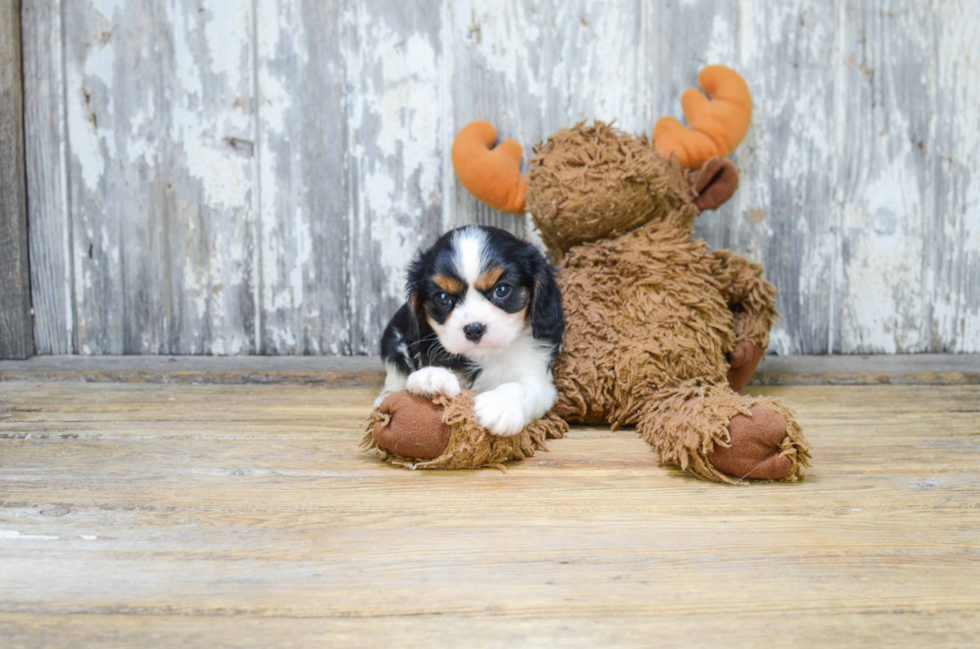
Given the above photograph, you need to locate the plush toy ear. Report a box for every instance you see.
[451,121,528,214]
[694,157,739,211]
[653,66,752,170]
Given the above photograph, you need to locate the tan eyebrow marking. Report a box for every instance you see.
[475,266,504,292]
[433,274,464,294]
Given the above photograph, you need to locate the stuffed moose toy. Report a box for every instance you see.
[363,66,811,483]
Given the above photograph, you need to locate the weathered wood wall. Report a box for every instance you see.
[1,0,34,359]
[21,0,980,355]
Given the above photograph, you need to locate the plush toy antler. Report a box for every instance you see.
[653,66,752,170]
[451,121,528,214]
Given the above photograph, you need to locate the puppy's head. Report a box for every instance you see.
[407,226,563,358]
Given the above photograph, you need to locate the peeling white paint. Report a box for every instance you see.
[167,1,205,101]
[834,0,935,354]
[92,0,128,21]
[184,137,252,209]
[934,1,980,352]
[0,530,60,540]
[767,328,793,356]
[703,12,737,71]
[346,6,444,348]
[25,0,980,355]
[66,88,106,193]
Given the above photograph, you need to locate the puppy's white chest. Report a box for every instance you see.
[469,336,554,392]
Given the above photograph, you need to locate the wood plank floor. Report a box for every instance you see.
[1,381,978,647]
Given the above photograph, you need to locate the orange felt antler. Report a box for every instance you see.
[451,121,528,214]
[653,66,753,170]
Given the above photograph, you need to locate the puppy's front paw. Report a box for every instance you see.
[474,387,526,436]
[406,367,461,398]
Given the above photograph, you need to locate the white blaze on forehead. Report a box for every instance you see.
[452,227,492,326]
[429,226,527,356]
[452,227,487,287]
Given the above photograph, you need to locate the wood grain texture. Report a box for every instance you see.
[21,0,980,355]
[450,1,655,242]
[0,354,388,385]
[2,613,979,649]
[22,0,73,355]
[0,0,34,360]
[836,0,931,354]
[1,381,979,648]
[933,1,980,352]
[61,0,258,354]
[344,0,447,354]
[0,353,976,385]
[255,0,350,354]
[694,0,838,355]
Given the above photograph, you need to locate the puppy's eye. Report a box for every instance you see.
[493,284,511,299]
[435,291,452,307]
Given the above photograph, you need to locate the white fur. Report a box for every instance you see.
[406,366,461,398]
[429,292,525,356]
[454,227,485,288]
[374,360,408,407]
[469,334,558,436]
[473,383,526,436]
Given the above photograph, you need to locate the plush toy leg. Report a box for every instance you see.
[369,391,453,460]
[363,390,567,470]
[711,249,779,393]
[637,380,810,484]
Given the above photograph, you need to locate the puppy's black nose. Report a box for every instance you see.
[463,323,486,342]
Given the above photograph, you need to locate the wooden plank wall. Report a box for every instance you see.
[0,0,34,360]
[21,0,980,356]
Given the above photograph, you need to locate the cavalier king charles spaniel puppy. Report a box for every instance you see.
[377,225,564,436]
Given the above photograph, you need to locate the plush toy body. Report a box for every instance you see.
[535,126,807,481]
[365,67,811,483]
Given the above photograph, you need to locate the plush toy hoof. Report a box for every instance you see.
[727,340,764,393]
[373,391,451,460]
[707,405,794,480]
[363,390,567,470]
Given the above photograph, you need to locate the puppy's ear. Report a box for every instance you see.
[403,256,427,347]
[529,252,564,344]
[405,293,423,344]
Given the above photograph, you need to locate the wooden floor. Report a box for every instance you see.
[1,381,979,647]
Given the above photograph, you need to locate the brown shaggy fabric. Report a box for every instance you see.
[636,381,811,484]
[534,122,804,483]
[711,249,779,350]
[524,122,695,257]
[363,390,568,471]
[552,218,735,428]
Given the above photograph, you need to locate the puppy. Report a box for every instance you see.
[377,225,564,436]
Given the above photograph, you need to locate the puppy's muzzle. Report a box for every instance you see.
[463,323,486,343]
